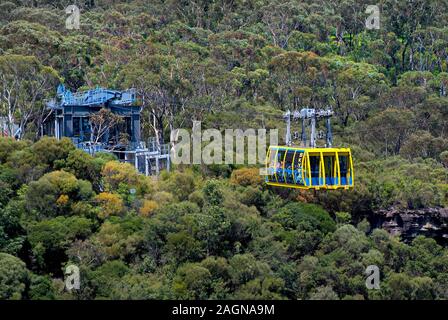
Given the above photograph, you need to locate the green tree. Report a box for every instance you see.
[90,260,130,298]
[310,286,339,300]
[28,274,56,300]
[25,170,93,218]
[0,54,60,139]
[27,216,94,273]
[173,263,213,299]
[228,253,271,286]
[165,231,203,263]
[273,202,336,235]
[0,253,28,300]
[59,149,105,192]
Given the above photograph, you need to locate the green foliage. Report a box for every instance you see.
[57,149,105,191]
[0,127,446,301]
[353,157,448,209]
[1,137,75,184]
[28,274,56,300]
[229,254,271,286]
[1,0,448,301]
[0,137,30,164]
[160,171,196,202]
[202,179,224,206]
[166,231,203,263]
[335,212,351,224]
[0,253,28,300]
[91,215,144,261]
[173,263,213,299]
[310,286,340,300]
[233,276,285,299]
[101,160,153,196]
[0,199,26,254]
[90,260,130,298]
[27,216,94,272]
[25,170,93,219]
[109,273,166,300]
[273,202,336,234]
[31,137,75,169]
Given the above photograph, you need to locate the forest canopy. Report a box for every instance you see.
[0,0,448,300]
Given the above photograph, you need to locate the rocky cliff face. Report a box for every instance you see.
[370,208,448,245]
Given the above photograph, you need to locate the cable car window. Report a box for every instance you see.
[293,151,304,184]
[348,153,353,185]
[267,148,277,182]
[284,150,295,184]
[339,155,348,185]
[276,149,286,183]
[324,155,336,185]
[309,155,320,186]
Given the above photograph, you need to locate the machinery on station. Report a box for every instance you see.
[265,108,354,190]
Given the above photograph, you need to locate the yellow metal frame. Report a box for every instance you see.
[265,147,271,178]
[320,151,324,189]
[306,152,311,187]
[349,152,355,186]
[301,152,305,185]
[265,146,354,190]
[273,148,279,183]
[292,151,297,184]
[282,149,288,182]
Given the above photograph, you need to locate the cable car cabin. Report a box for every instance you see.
[265,146,354,190]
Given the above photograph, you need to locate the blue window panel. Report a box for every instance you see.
[339,155,349,186]
[294,169,303,185]
[277,168,285,183]
[284,150,295,184]
[293,150,304,185]
[326,176,335,185]
[304,177,310,186]
[310,156,321,186]
[276,149,286,183]
[267,148,278,183]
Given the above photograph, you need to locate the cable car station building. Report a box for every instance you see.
[44,85,169,175]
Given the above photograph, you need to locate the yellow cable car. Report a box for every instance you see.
[264,108,354,190]
[265,146,354,190]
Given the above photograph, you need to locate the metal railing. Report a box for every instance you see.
[72,137,170,156]
[74,140,107,155]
